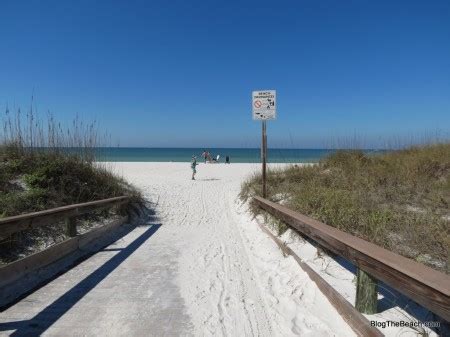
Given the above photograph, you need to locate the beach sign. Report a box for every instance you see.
[252,89,276,198]
[252,90,276,120]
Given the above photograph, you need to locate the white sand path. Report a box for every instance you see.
[113,162,355,336]
[0,162,355,336]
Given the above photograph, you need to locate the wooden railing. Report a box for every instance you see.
[253,196,450,322]
[0,196,129,239]
[0,196,131,307]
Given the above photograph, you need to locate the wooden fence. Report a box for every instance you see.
[0,196,129,239]
[0,196,130,307]
[253,196,450,322]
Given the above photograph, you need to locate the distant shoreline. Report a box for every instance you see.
[99,162,314,166]
[20,146,388,163]
[88,147,385,163]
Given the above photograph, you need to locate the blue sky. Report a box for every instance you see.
[1,0,449,148]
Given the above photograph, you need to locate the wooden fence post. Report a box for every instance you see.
[118,203,129,216]
[355,268,378,314]
[65,217,77,237]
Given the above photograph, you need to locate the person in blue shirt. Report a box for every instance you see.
[191,156,198,180]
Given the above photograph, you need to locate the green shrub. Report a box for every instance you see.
[0,108,143,217]
[0,152,141,217]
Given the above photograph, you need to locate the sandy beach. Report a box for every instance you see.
[104,162,355,336]
[0,161,436,336]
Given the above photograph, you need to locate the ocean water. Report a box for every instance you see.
[93,148,337,163]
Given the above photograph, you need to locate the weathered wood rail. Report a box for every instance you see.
[0,196,131,307]
[256,220,383,337]
[0,196,129,239]
[253,196,450,322]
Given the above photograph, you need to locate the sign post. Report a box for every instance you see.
[252,90,276,198]
[262,120,267,197]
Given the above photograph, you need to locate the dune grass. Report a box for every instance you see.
[0,107,142,263]
[0,107,141,217]
[241,143,450,273]
[0,146,141,217]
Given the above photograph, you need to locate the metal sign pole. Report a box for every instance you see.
[253,90,275,199]
[262,120,267,198]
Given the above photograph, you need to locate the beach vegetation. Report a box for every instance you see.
[240,143,450,273]
[0,106,143,263]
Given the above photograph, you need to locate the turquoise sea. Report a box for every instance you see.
[92,148,355,163]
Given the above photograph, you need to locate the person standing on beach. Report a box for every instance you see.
[202,150,207,163]
[225,155,230,164]
[191,156,198,180]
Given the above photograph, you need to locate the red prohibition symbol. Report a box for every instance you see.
[254,100,262,108]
